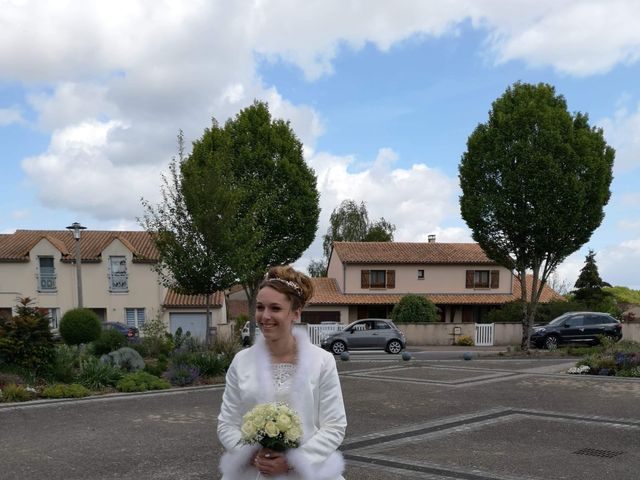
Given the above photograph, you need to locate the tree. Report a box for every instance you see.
[390,295,439,323]
[141,131,238,344]
[573,250,615,310]
[459,82,614,350]
[179,101,320,338]
[59,308,101,346]
[310,199,395,276]
[0,297,55,374]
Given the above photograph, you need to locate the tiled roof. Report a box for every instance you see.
[331,242,498,265]
[163,290,225,308]
[308,275,563,306]
[0,230,158,263]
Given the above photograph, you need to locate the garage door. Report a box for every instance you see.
[169,313,207,341]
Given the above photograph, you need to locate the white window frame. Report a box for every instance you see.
[125,308,145,328]
[109,256,129,292]
[37,256,57,292]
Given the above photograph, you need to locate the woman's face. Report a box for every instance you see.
[255,286,300,341]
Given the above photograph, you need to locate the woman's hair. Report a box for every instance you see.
[259,265,314,310]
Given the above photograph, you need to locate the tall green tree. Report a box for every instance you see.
[180,101,320,337]
[309,199,395,277]
[459,82,614,350]
[141,132,237,343]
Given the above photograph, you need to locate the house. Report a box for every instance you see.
[302,240,562,325]
[0,230,226,340]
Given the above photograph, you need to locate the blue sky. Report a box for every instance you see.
[1,1,639,289]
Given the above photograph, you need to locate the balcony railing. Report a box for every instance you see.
[38,272,57,292]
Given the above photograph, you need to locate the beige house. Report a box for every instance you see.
[303,240,562,325]
[0,230,226,340]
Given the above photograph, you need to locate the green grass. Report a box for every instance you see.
[604,286,640,304]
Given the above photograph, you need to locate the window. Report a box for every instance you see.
[361,270,396,289]
[37,256,56,292]
[125,308,145,328]
[465,270,500,289]
[417,269,425,280]
[109,256,128,292]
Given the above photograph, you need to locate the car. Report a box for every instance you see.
[241,321,261,346]
[102,321,139,340]
[530,312,622,350]
[320,318,406,355]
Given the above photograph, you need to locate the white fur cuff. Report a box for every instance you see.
[286,449,345,480]
[219,444,259,480]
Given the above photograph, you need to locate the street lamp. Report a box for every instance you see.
[66,222,87,308]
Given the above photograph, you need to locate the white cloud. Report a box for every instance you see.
[0,107,25,126]
[598,238,640,289]
[598,101,640,172]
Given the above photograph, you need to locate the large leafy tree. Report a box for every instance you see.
[459,82,614,349]
[309,199,395,277]
[141,132,238,343]
[180,101,320,337]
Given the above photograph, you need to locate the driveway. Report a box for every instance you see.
[1,353,639,479]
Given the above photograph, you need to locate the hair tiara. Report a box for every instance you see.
[268,277,303,297]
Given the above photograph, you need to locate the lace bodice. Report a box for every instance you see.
[272,363,296,398]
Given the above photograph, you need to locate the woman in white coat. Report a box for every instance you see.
[217,266,347,480]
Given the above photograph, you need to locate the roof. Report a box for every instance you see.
[0,230,158,263]
[307,275,563,306]
[163,290,225,308]
[331,242,499,265]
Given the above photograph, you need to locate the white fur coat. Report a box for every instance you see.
[217,327,347,480]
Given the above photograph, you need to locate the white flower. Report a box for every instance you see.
[26,387,37,393]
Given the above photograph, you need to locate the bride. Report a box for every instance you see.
[217,266,347,480]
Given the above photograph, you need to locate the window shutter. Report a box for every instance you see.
[465,270,474,288]
[386,270,395,289]
[490,270,500,289]
[361,270,370,288]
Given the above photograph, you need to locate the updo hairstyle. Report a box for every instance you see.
[259,265,314,310]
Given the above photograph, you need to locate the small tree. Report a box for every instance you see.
[391,295,439,323]
[59,308,101,346]
[0,297,55,373]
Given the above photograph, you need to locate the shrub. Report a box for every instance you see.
[211,335,240,370]
[100,347,145,372]
[0,297,55,374]
[41,383,91,399]
[188,351,226,377]
[391,295,439,323]
[90,329,127,356]
[43,344,79,384]
[59,308,101,346]
[141,313,173,357]
[116,371,170,392]
[77,357,124,390]
[144,354,168,377]
[1,383,35,402]
[165,364,200,386]
[456,335,474,346]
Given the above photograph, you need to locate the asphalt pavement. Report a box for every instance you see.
[1,348,639,479]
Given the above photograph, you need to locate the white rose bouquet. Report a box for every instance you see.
[240,402,302,451]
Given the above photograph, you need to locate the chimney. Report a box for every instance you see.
[427,234,436,243]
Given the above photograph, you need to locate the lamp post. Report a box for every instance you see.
[66,222,87,308]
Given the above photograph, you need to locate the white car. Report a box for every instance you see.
[241,321,261,346]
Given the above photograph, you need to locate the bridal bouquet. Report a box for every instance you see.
[240,402,302,451]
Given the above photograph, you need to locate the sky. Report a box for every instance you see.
[1,0,639,289]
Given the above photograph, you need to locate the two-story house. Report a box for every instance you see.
[0,230,226,340]
[303,240,561,324]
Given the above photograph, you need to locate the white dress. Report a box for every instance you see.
[217,328,347,480]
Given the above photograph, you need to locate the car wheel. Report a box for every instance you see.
[331,341,347,355]
[544,335,558,350]
[386,339,403,354]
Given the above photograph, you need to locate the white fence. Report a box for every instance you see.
[307,323,343,345]
[475,323,495,346]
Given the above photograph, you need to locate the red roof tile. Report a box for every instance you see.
[0,230,158,263]
[331,242,498,265]
[308,275,563,306]
[163,290,225,308]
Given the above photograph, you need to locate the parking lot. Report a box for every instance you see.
[1,349,639,479]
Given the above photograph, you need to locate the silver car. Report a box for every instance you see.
[321,318,406,355]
